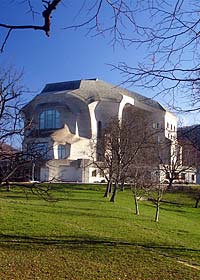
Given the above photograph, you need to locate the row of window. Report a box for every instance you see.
[166,172,195,181]
[39,111,177,136]
[28,142,68,160]
[152,122,160,129]
[167,122,176,131]
[168,133,176,140]
[153,122,176,132]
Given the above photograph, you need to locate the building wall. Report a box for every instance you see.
[164,111,177,141]
[22,81,180,183]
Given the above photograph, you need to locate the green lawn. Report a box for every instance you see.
[0,184,199,280]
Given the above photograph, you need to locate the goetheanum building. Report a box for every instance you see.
[22,78,179,183]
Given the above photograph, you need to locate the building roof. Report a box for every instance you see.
[40,79,165,111]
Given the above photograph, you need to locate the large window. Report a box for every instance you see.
[39,109,60,129]
[58,144,68,159]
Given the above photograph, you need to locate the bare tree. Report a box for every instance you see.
[0,66,52,199]
[1,1,200,111]
[152,182,167,223]
[127,165,153,215]
[91,106,161,203]
[155,124,200,189]
[0,0,136,52]
[0,0,62,52]
[157,140,188,188]
[0,67,30,183]
[1,1,199,111]
[125,118,162,216]
[89,136,114,198]
[112,1,200,111]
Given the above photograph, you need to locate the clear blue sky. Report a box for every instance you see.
[0,1,198,125]
[0,1,138,94]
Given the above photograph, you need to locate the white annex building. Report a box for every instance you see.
[22,78,184,183]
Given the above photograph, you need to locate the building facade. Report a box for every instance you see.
[22,79,180,183]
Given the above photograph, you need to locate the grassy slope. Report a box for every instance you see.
[0,184,199,280]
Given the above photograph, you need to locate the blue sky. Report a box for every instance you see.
[0,1,198,125]
[0,2,137,96]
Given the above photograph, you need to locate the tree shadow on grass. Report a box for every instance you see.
[0,234,199,259]
[145,202,188,214]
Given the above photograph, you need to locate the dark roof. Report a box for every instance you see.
[41,80,82,92]
[40,79,165,111]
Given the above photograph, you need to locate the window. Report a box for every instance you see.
[181,173,185,180]
[39,109,60,129]
[100,170,104,176]
[167,122,169,129]
[92,170,97,177]
[171,124,173,130]
[192,174,195,181]
[58,145,67,159]
[156,123,160,129]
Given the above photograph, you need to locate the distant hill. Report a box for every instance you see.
[178,125,200,150]
[178,125,200,166]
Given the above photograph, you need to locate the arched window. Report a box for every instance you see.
[58,144,68,159]
[39,109,60,129]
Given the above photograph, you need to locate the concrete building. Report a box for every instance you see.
[22,79,180,183]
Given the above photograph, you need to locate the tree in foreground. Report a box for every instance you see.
[157,140,189,188]
[112,1,200,112]
[127,165,153,216]
[0,1,135,52]
[0,67,30,183]
[0,67,52,199]
[93,106,161,203]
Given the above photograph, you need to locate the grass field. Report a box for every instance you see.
[0,184,199,280]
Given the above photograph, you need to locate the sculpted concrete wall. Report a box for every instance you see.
[95,101,120,126]
[45,160,83,182]
[23,93,92,139]
[22,79,179,183]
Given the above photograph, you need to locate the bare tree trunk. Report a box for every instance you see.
[120,179,125,192]
[134,194,139,215]
[154,186,163,222]
[109,180,112,194]
[104,179,112,198]
[194,195,200,208]
[133,185,139,215]
[5,179,10,192]
[155,201,160,222]
[110,181,118,202]
[168,178,173,190]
